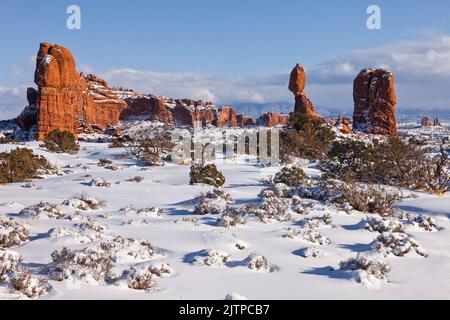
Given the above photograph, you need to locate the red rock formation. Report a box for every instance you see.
[217,107,237,127]
[257,112,289,127]
[120,95,173,124]
[237,114,256,127]
[33,43,127,140]
[433,117,442,126]
[16,88,38,131]
[289,64,324,122]
[341,118,352,134]
[421,116,432,127]
[353,68,397,136]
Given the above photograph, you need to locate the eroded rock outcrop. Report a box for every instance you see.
[289,64,323,122]
[33,43,127,140]
[257,112,289,127]
[353,68,397,136]
[16,88,38,131]
[421,116,432,127]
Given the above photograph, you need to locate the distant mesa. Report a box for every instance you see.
[352,68,398,136]
[421,116,442,127]
[14,42,292,140]
[288,64,324,122]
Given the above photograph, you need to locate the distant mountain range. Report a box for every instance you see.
[233,102,450,122]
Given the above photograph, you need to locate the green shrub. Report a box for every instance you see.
[280,113,335,161]
[0,148,53,184]
[273,165,305,187]
[43,130,79,154]
[190,164,225,187]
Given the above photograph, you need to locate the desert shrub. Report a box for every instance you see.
[109,139,125,148]
[194,188,232,215]
[127,268,157,292]
[299,247,323,258]
[148,262,174,278]
[88,177,111,188]
[245,253,271,272]
[124,127,174,166]
[19,202,65,220]
[217,206,247,228]
[0,217,29,248]
[285,227,331,245]
[280,113,335,161]
[259,183,290,199]
[339,254,390,286]
[303,214,333,229]
[0,249,22,281]
[98,158,113,167]
[293,177,342,203]
[336,183,402,217]
[370,232,427,257]
[46,247,113,283]
[364,218,405,233]
[324,137,450,193]
[0,148,53,184]
[190,164,225,187]
[194,250,230,267]
[62,193,105,211]
[43,130,79,154]
[409,215,441,232]
[273,165,305,187]
[10,269,50,298]
[128,176,144,183]
[254,197,292,223]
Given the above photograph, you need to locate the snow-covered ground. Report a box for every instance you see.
[1,138,450,300]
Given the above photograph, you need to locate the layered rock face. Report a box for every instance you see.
[421,117,432,127]
[237,114,256,127]
[33,43,127,140]
[257,112,289,127]
[353,68,397,136]
[217,107,238,127]
[289,64,324,122]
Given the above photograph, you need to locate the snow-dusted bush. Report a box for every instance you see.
[100,236,157,264]
[337,183,402,217]
[0,249,22,281]
[194,250,230,267]
[254,197,292,223]
[339,254,390,287]
[98,158,113,167]
[127,268,158,292]
[0,217,29,248]
[19,202,65,220]
[217,206,247,228]
[123,219,149,226]
[10,269,50,298]
[245,253,271,272]
[291,196,306,214]
[371,232,427,257]
[293,178,342,203]
[365,218,405,233]
[76,220,109,240]
[299,247,323,258]
[136,207,164,218]
[62,193,105,211]
[49,227,95,244]
[409,215,441,232]
[128,176,144,183]
[273,165,305,187]
[258,183,290,199]
[88,177,111,188]
[303,214,333,229]
[225,293,248,300]
[148,262,174,278]
[46,247,113,284]
[285,228,331,245]
[194,188,232,215]
[190,164,225,187]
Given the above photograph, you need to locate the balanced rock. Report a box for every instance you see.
[289,64,323,122]
[353,68,397,136]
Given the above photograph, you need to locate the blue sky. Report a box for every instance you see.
[2,0,450,119]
